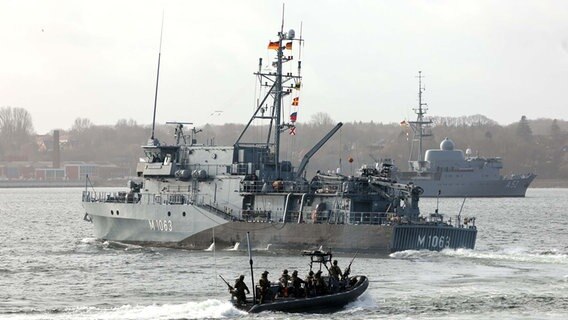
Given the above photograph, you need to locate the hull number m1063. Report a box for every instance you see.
[148,219,173,232]
[418,235,450,249]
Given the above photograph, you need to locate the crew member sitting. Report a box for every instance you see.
[304,270,315,297]
[290,270,306,297]
[279,269,291,297]
[314,270,327,295]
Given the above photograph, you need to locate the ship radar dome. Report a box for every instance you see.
[288,29,295,39]
[440,138,455,151]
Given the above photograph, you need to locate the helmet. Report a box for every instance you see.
[283,269,288,274]
[333,260,338,265]
[292,270,298,276]
[239,275,245,280]
[309,270,314,275]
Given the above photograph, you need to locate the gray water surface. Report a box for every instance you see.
[0,188,566,319]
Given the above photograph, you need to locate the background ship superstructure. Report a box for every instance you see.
[383,72,535,197]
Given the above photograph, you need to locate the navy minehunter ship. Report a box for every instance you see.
[381,72,536,198]
[82,22,477,253]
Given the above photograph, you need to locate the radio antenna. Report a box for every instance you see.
[150,11,165,143]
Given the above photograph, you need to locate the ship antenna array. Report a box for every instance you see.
[166,121,193,145]
[150,12,165,145]
[408,71,433,165]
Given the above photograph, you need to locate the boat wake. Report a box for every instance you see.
[223,242,239,251]
[443,247,568,264]
[79,237,99,244]
[390,248,568,265]
[1,300,246,320]
[337,292,379,314]
[102,240,145,251]
[77,238,147,252]
[204,243,215,252]
[254,244,272,251]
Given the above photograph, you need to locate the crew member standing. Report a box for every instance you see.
[232,275,249,306]
[329,260,342,280]
[259,271,271,303]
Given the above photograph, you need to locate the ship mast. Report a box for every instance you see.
[273,11,285,176]
[149,13,165,146]
[234,9,302,179]
[407,71,432,168]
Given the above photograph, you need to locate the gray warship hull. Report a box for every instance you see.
[394,173,536,197]
[83,199,476,253]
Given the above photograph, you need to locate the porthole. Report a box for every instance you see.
[117,210,120,216]
[111,210,114,215]
[168,211,171,217]
[182,212,186,217]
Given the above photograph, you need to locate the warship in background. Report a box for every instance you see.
[379,72,536,198]
[82,22,477,253]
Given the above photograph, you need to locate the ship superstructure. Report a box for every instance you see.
[82,22,477,253]
[387,72,536,197]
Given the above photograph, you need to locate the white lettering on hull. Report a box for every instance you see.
[417,234,450,249]
[148,220,173,232]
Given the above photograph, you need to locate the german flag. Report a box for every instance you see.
[292,97,299,106]
[285,42,293,50]
[268,41,279,50]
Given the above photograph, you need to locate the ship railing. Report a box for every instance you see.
[239,180,309,193]
[82,191,139,203]
[82,191,196,205]
[347,212,390,225]
[452,215,476,229]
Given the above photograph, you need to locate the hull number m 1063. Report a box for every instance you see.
[148,219,173,232]
[418,235,450,249]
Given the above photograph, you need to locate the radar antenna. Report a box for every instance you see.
[166,121,193,145]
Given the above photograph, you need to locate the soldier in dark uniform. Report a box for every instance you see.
[305,270,315,297]
[329,260,342,281]
[290,270,306,297]
[232,275,249,306]
[328,259,343,292]
[258,270,271,303]
[279,269,291,297]
[314,270,327,295]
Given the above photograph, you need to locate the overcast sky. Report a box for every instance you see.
[1,0,568,134]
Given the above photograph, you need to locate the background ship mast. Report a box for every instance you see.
[407,71,432,169]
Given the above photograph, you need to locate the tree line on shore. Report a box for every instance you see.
[1,106,567,180]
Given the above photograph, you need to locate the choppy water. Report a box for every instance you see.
[0,188,567,319]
